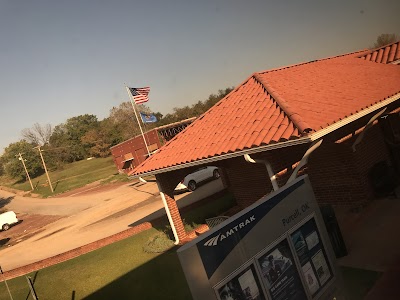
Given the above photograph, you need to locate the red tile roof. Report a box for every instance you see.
[360,41,400,64]
[130,50,400,176]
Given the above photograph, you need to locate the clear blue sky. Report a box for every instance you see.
[0,0,399,153]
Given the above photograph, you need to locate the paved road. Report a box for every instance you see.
[0,178,224,271]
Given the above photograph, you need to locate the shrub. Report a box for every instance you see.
[143,231,174,253]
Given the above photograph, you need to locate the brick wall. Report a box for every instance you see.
[307,141,368,207]
[223,122,391,209]
[343,123,391,200]
[224,156,271,208]
[224,145,309,208]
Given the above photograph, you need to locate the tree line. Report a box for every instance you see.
[0,87,233,180]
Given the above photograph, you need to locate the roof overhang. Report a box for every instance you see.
[129,137,312,178]
[129,92,400,179]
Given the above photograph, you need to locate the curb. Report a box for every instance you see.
[1,222,152,281]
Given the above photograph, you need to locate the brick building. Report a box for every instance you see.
[129,42,400,244]
[110,118,196,173]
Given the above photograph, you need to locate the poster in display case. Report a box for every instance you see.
[215,264,266,300]
[291,217,333,297]
[257,239,307,300]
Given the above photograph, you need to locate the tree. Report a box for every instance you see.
[48,124,74,164]
[81,119,117,158]
[108,102,154,141]
[21,123,52,146]
[0,159,4,176]
[48,114,99,163]
[1,140,43,179]
[373,33,399,48]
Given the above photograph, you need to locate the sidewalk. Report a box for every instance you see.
[336,196,400,299]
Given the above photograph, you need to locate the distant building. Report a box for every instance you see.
[110,117,196,173]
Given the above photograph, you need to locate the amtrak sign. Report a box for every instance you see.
[177,176,344,300]
[204,215,256,247]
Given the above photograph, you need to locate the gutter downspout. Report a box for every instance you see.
[352,108,387,152]
[244,154,279,191]
[287,139,323,184]
[157,182,180,245]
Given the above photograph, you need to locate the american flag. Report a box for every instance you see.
[128,87,150,104]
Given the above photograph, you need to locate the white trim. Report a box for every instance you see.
[244,154,279,191]
[157,181,180,245]
[287,139,323,184]
[352,108,387,152]
[129,136,312,178]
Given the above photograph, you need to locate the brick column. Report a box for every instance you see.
[156,173,187,244]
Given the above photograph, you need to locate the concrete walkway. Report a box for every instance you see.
[337,196,400,299]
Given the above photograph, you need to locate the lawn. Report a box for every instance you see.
[0,157,128,197]
[0,228,191,300]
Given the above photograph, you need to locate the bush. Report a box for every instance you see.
[143,231,174,253]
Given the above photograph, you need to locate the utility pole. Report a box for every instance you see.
[34,146,54,193]
[16,153,34,190]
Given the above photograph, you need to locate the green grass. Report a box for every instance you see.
[1,157,128,197]
[0,228,192,300]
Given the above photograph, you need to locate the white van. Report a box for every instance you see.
[0,211,18,231]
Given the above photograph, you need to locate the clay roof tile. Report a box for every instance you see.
[130,48,400,176]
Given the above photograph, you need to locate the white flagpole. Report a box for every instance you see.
[126,86,151,157]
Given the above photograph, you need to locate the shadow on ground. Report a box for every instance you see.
[128,189,233,236]
[0,238,10,247]
[81,246,192,300]
[0,196,14,210]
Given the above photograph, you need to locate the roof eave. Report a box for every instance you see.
[128,136,312,179]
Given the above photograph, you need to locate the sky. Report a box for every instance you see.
[0,0,399,153]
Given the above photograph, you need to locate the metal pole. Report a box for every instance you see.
[17,153,34,190]
[35,146,54,193]
[125,86,151,157]
[0,265,14,300]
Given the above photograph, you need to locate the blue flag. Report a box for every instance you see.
[140,112,157,123]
